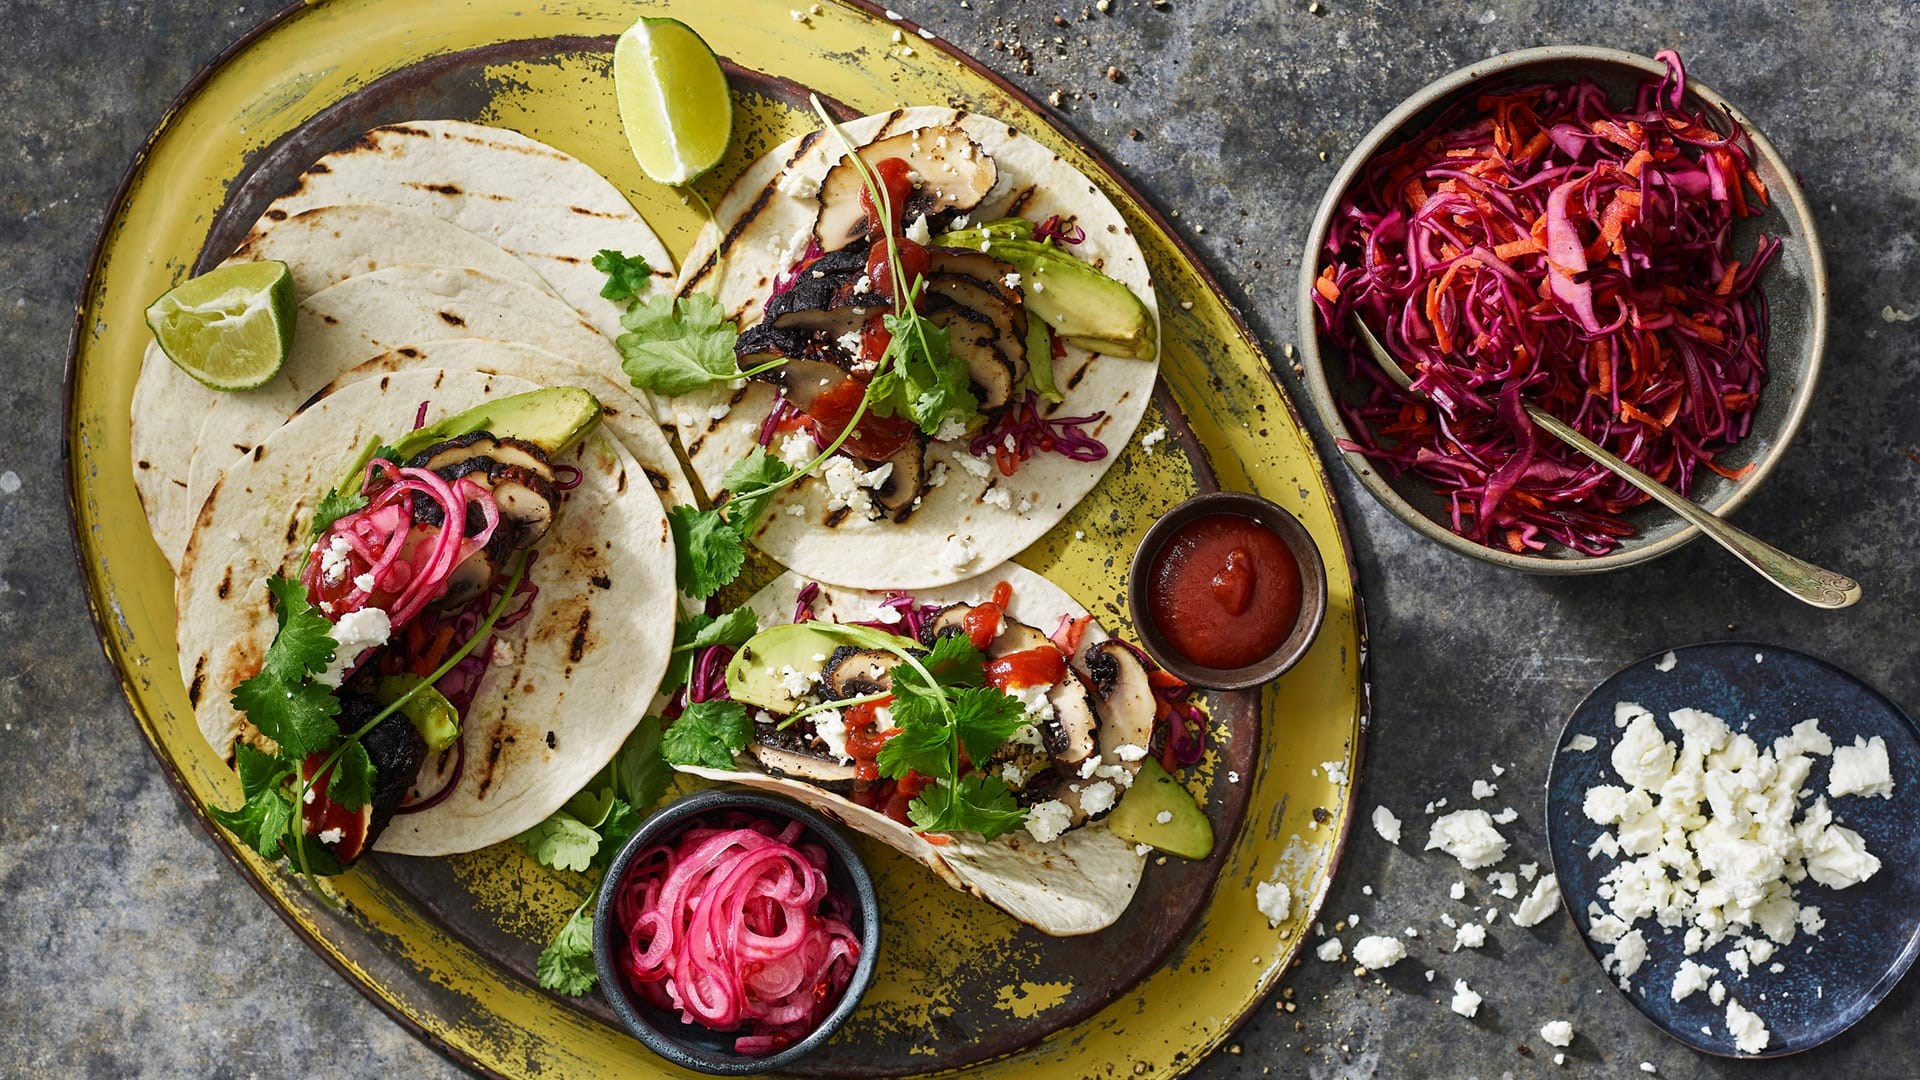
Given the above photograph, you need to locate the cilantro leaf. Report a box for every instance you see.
[234,742,285,799]
[593,249,653,303]
[327,740,376,810]
[615,716,673,810]
[209,787,293,860]
[869,310,976,434]
[908,773,1026,840]
[617,293,743,396]
[668,505,747,600]
[309,488,368,543]
[517,812,601,873]
[536,902,599,996]
[720,447,794,536]
[665,608,760,691]
[661,700,752,770]
[594,800,642,872]
[261,577,338,684]
[918,633,987,687]
[950,686,1030,767]
[231,677,341,759]
[873,707,952,780]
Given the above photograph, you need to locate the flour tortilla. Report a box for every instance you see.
[677,565,1147,935]
[165,266,629,571]
[177,368,677,856]
[670,107,1161,591]
[264,119,673,340]
[232,203,561,299]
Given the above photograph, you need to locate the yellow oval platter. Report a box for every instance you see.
[64,0,1370,1074]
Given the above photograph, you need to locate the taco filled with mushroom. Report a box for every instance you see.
[178,369,677,872]
[664,564,1212,936]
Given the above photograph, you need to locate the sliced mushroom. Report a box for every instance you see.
[434,543,499,611]
[1041,673,1100,769]
[479,437,556,482]
[872,434,929,520]
[926,296,1017,409]
[756,356,858,416]
[822,646,902,699]
[926,246,1022,296]
[1081,641,1157,765]
[920,605,1053,657]
[928,272,1028,380]
[815,126,999,252]
[748,742,860,793]
[485,464,559,550]
[404,430,496,472]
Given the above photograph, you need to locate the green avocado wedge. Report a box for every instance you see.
[1106,757,1214,858]
[935,223,1158,361]
[726,622,904,714]
[330,386,603,496]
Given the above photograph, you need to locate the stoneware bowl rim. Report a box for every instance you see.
[1125,490,1329,690]
[1294,44,1828,574]
[592,786,882,1075]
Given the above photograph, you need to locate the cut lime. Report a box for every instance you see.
[145,261,295,392]
[614,17,733,186]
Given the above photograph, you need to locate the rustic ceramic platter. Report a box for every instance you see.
[65,0,1370,1075]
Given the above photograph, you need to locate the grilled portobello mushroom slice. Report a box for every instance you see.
[872,435,929,520]
[928,272,1028,379]
[815,126,998,252]
[749,743,861,791]
[821,646,903,699]
[1081,641,1156,763]
[304,693,428,867]
[921,604,1054,657]
[757,356,859,416]
[926,296,1017,409]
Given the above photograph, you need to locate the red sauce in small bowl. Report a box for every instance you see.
[1146,512,1303,670]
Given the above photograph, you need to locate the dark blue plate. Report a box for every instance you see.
[1547,642,1920,1058]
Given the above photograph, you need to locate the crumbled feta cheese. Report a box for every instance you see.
[1520,862,1538,881]
[934,415,970,442]
[1372,805,1402,845]
[904,214,931,245]
[1139,426,1168,454]
[1471,779,1498,800]
[1024,799,1073,843]
[1492,806,1518,825]
[1079,780,1118,817]
[1000,762,1026,787]
[952,451,992,479]
[1564,733,1599,753]
[319,534,353,584]
[314,607,392,687]
[1002,271,1023,290]
[1453,923,1486,951]
[1426,809,1510,869]
[1639,1063,1657,1075]
[352,571,376,594]
[1256,880,1291,926]
[1113,743,1149,762]
[1656,650,1678,672]
[1539,1020,1574,1048]
[926,461,949,489]
[709,402,732,421]
[776,168,820,199]
[1490,763,1506,777]
[981,485,1013,510]
[1511,874,1561,927]
[1829,734,1894,799]
[1488,872,1519,899]
[812,709,850,762]
[779,431,817,469]
[1314,938,1343,962]
[1672,958,1717,1002]
[1449,881,1466,900]
[317,827,345,845]
[1449,979,1482,1018]
[1726,998,1770,1054]
[1322,760,1348,786]
[940,535,977,573]
[1351,936,1406,970]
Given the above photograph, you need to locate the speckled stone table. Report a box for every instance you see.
[4,0,1916,1076]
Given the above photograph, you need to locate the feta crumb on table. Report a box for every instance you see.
[1372,805,1403,845]
[1449,979,1482,1018]
[1426,809,1509,869]
[1350,935,1407,970]
[1315,937,1344,962]
[1539,1020,1574,1047]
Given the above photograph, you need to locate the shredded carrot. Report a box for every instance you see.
[412,625,457,677]
[1620,401,1665,430]
[1714,260,1741,297]
[1705,457,1757,481]
[922,833,952,847]
[1674,313,1726,344]
[1493,237,1543,259]
[1314,265,1340,303]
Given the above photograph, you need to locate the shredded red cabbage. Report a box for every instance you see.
[413,401,429,431]
[967,390,1108,476]
[612,812,862,1056]
[770,238,827,299]
[792,582,821,624]
[758,397,800,449]
[689,645,737,705]
[1033,214,1086,246]
[1314,49,1776,555]
[551,463,582,491]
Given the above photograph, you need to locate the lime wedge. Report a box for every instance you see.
[614,17,733,186]
[145,261,295,392]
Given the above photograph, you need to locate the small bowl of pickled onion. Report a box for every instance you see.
[592,788,880,1074]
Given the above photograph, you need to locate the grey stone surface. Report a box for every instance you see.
[1,0,1915,1076]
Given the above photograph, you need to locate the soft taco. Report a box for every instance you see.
[671,565,1193,935]
[179,367,676,864]
[649,107,1162,590]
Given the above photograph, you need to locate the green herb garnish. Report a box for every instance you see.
[592,249,654,302]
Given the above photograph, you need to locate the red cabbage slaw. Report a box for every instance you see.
[968,390,1109,476]
[612,812,862,1055]
[1313,50,1777,555]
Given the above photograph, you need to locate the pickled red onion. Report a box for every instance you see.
[612,813,861,1056]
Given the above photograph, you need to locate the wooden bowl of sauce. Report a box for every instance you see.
[1127,492,1328,690]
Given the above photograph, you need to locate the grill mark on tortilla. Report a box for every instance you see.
[679,251,718,296]
[382,123,431,139]
[616,468,628,494]
[552,254,581,265]
[136,460,150,470]
[308,162,330,174]
[589,573,612,590]
[660,519,669,546]
[874,109,907,139]
[1005,185,1039,218]
[379,375,393,389]
[475,728,516,798]
[318,312,339,326]
[284,509,302,544]
[545,731,557,749]
[188,656,206,708]
[824,507,850,529]
[250,445,265,462]
[395,347,420,359]
[217,568,233,600]
[642,466,669,492]
[437,310,466,327]
[171,478,187,489]
[686,433,708,457]
[434,371,448,389]
[264,208,288,222]
[412,182,463,196]
[568,205,623,219]
[1063,358,1093,391]
[568,608,592,663]
[718,180,780,260]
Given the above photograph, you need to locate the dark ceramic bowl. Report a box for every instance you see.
[1125,491,1327,690]
[1297,46,1827,573]
[592,787,881,1075]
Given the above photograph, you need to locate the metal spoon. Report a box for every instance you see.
[1349,315,1862,609]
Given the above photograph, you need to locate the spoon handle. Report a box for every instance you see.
[1522,406,1862,610]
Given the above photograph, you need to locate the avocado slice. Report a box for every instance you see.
[727,622,875,714]
[331,386,603,496]
[933,229,1157,361]
[1106,757,1213,859]
[376,675,461,753]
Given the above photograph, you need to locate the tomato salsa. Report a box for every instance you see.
[1146,512,1302,669]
